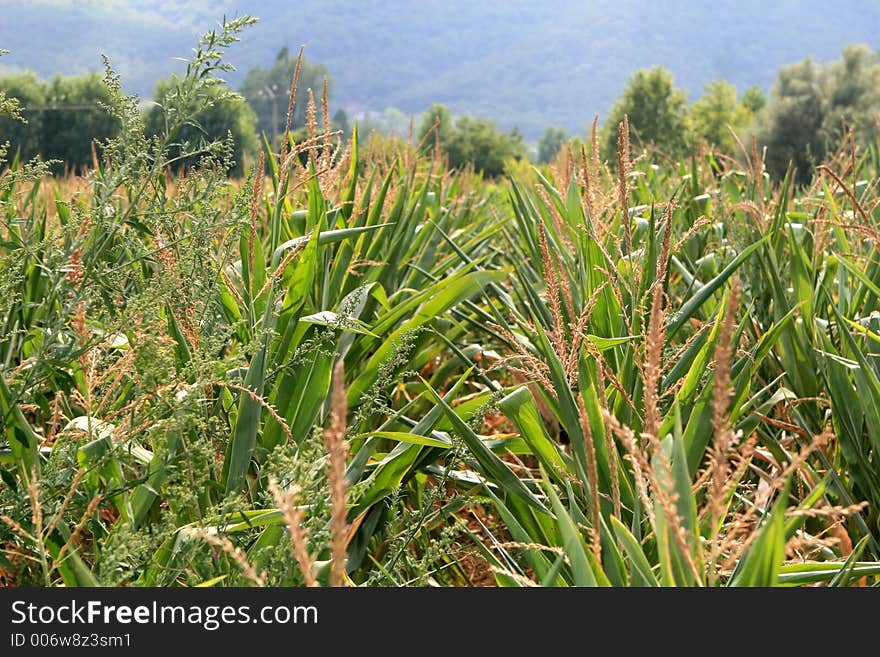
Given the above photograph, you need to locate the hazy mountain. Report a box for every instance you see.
[2,0,879,138]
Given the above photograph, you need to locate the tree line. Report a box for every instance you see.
[562,44,879,183]
[0,48,335,175]
[2,45,880,182]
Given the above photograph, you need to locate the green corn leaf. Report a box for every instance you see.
[422,376,548,513]
[667,237,766,338]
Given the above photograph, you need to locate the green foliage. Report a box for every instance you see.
[42,74,120,170]
[750,58,827,181]
[740,85,767,113]
[688,79,753,153]
[418,104,525,177]
[538,126,568,163]
[0,71,45,160]
[0,71,118,170]
[478,128,880,586]
[602,66,689,160]
[332,108,351,140]
[444,117,525,178]
[144,76,258,176]
[753,45,880,181]
[0,51,23,124]
[417,103,453,145]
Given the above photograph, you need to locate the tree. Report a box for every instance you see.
[357,107,412,139]
[40,74,119,170]
[331,108,350,140]
[144,76,258,176]
[417,103,453,148]
[0,72,46,162]
[239,48,331,145]
[380,107,411,137]
[753,58,825,180]
[416,104,525,177]
[602,66,689,161]
[687,79,752,153]
[538,126,568,163]
[740,85,767,114]
[821,44,880,148]
[444,116,525,177]
[0,71,118,171]
[751,45,880,182]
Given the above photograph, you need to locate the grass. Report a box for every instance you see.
[2,17,880,587]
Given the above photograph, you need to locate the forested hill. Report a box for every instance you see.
[2,0,879,137]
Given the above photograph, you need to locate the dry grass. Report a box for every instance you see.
[324,361,350,587]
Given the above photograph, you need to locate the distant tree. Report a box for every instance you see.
[381,107,412,137]
[602,66,689,161]
[40,74,119,170]
[0,51,22,119]
[0,72,46,161]
[416,104,524,177]
[331,108,350,140]
[538,126,568,163]
[0,71,118,170]
[144,76,258,176]
[687,79,752,153]
[357,107,412,139]
[751,45,880,181]
[444,116,525,177]
[740,85,767,114]
[417,103,453,148]
[239,48,331,144]
[821,45,880,147]
[751,58,825,181]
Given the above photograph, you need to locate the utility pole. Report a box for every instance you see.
[262,84,280,147]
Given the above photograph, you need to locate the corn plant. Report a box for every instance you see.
[455,127,880,586]
[3,19,880,588]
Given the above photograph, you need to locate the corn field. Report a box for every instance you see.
[2,18,880,588]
